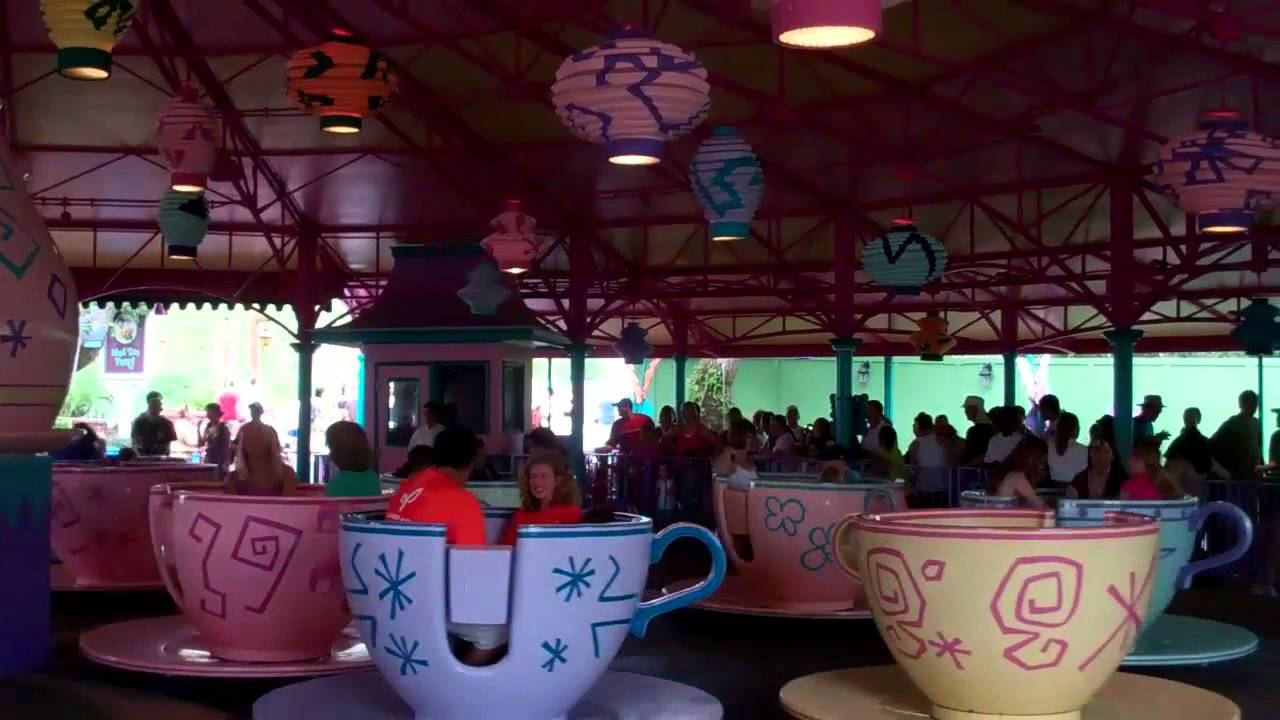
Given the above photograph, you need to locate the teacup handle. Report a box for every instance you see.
[629,522,727,638]
[1177,501,1254,590]
[863,487,898,512]
[711,479,751,571]
[833,515,863,582]
[150,490,186,607]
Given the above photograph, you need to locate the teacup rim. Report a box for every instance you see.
[1055,495,1200,508]
[342,510,656,540]
[152,484,388,505]
[55,462,218,474]
[853,508,1159,540]
[716,474,902,492]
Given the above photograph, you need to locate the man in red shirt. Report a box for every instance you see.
[603,398,653,454]
[386,428,485,545]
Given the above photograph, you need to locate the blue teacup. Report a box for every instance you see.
[1055,496,1252,629]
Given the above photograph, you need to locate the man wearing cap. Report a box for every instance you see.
[603,398,654,454]
[1133,395,1170,443]
[131,391,177,457]
[961,396,994,465]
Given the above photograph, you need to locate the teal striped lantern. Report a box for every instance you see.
[690,126,764,241]
[861,219,947,295]
[158,190,208,260]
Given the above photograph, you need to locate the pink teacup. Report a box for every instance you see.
[51,462,218,584]
[148,484,385,662]
[714,474,905,611]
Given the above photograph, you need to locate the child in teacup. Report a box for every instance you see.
[386,428,506,665]
[498,454,584,545]
[1120,439,1184,501]
[714,428,759,490]
[988,437,1049,508]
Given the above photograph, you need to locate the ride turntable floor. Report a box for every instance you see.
[3,577,1276,719]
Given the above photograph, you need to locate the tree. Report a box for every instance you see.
[688,358,738,431]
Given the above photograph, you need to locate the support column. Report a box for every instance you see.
[883,355,894,423]
[568,343,588,482]
[1002,351,1017,406]
[672,310,689,409]
[1105,328,1143,460]
[674,354,688,408]
[294,341,317,483]
[832,338,861,449]
[1259,356,1266,452]
[355,352,366,427]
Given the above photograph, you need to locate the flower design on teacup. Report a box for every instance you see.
[763,496,806,536]
[801,523,835,571]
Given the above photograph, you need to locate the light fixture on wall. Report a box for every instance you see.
[978,363,994,388]
[856,361,871,385]
[771,0,882,49]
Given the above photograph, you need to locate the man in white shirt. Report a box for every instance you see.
[408,402,445,449]
[861,400,889,455]
[984,406,1024,465]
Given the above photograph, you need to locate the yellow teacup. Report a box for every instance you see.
[834,509,1159,720]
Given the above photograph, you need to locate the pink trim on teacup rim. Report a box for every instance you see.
[160,486,387,505]
[851,508,1158,541]
[55,462,218,474]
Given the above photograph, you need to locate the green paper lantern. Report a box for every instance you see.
[158,190,208,260]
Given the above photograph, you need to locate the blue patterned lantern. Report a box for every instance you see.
[1231,299,1279,356]
[614,322,651,365]
[861,219,947,295]
[1153,110,1280,234]
[456,260,511,316]
[690,126,764,241]
[552,29,711,166]
[157,190,208,261]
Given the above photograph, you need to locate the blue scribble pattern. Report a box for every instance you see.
[386,633,430,676]
[374,548,416,620]
[541,638,568,672]
[552,556,595,602]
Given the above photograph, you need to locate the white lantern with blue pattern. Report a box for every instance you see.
[1153,110,1280,234]
[552,29,711,166]
[690,126,764,241]
[861,219,947,295]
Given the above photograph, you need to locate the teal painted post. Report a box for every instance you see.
[355,352,366,428]
[1002,351,1017,406]
[0,454,51,676]
[568,343,588,483]
[1105,328,1143,460]
[294,341,317,483]
[831,338,861,448]
[674,354,688,408]
[1259,355,1266,451]
[883,355,894,423]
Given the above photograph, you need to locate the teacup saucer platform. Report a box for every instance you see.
[779,665,1240,720]
[50,564,165,593]
[79,616,372,678]
[660,575,872,620]
[1122,614,1258,667]
[252,670,723,720]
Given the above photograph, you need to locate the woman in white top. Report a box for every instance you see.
[1047,412,1088,484]
[983,406,1023,465]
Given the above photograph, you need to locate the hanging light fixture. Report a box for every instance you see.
[286,30,396,134]
[690,126,765,241]
[1153,110,1280,234]
[158,190,209,261]
[909,312,957,361]
[457,259,512,316]
[156,86,221,193]
[614,322,652,365]
[39,0,137,80]
[771,0,882,49]
[552,28,711,166]
[862,218,948,295]
[481,199,546,274]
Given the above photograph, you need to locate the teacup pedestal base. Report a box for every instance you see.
[50,563,165,593]
[1122,614,1259,667]
[779,666,1240,720]
[251,669,723,720]
[79,616,372,678]
[661,576,872,620]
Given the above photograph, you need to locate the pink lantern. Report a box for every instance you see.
[156,86,221,193]
[481,199,545,274]
[771,0,882,49]
[552,29,710,165]
[1153,110,1280,234]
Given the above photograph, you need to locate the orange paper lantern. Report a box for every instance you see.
[285,34,396,134]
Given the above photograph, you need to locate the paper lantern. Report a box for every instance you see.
[614,322,651,365]
[690,126,764,241]
[772,0,882,49]
[156,87,221,193]
[1230,299,1279,356]
[39,0,136,80]
[158,191,209,261]
[0,138,80,435]
[862,219,948,294]
[481,200,545,274]
[1153,110,1280,234]
[286,33,396,134]
[457,260,511,316]
[910,312,956,361]
[552,29,711,165]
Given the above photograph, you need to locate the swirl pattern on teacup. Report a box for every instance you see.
[865,547,929,658]
[990,556,1083,670]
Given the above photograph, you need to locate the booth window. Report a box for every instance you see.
[502,362,525,432]
[429,362,489,433]
[386,378,420,448]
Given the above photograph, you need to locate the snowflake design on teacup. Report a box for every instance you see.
[801,523,836,571]
[763,496,806,536]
